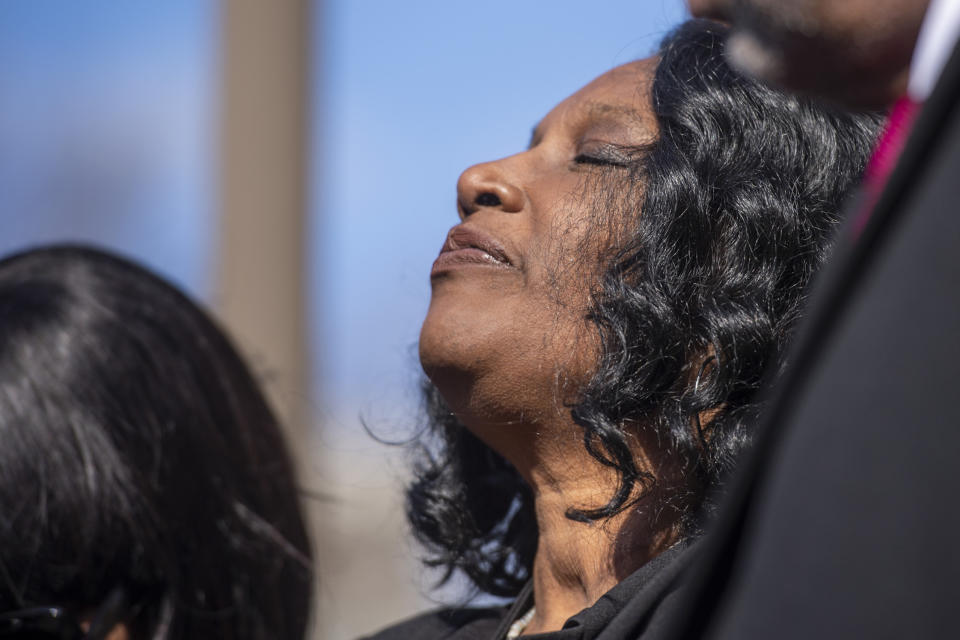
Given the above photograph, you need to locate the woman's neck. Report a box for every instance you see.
[507,430,681,635]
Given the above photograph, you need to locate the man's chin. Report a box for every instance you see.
[688,0,734,21]
[726,29,903,110]
[725,30,787,87]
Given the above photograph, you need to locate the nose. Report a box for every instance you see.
[456,159,525,219]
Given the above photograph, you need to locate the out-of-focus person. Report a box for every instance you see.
[665,1,960,638]
[688,0,931,108]
[365,19,881,640]
[0,245,312,639]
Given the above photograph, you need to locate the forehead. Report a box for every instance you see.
[536,58,658,139]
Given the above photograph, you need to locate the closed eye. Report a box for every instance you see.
[573,143,634,168]
[574,153,628,167]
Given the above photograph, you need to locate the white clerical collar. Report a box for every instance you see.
[908,0,960,100]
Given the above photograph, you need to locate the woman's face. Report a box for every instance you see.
[419,59,657,437]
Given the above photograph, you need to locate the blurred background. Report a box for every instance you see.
[0,1,687,637]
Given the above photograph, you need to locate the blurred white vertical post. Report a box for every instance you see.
[217,0,314,447]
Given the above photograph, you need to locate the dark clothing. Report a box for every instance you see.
[364,542,698,640]
[666,39,960,640]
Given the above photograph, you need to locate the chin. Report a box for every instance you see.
[688,0,733,21]
[419,301,492,420]
[727,29,904,110]
[421,291,496,370]
[419,308,537,443]
[417,339,514,445]
[418,315,467,394]
[421,304,597,438]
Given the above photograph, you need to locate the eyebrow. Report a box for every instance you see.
[528,101,648,150]
[585,102,646,122]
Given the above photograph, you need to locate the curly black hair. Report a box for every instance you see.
[406,19,883,598]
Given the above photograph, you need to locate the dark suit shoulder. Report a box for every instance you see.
[671,36,960,640]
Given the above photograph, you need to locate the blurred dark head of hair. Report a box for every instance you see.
[0,245,312,639]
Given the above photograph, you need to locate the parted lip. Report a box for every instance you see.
[435,225,514,268]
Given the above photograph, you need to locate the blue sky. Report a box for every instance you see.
[0,1,216,297]
[0,0,690,431]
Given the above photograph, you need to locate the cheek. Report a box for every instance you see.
[529,197,605,300]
